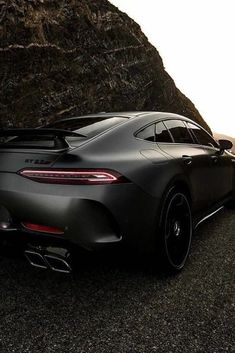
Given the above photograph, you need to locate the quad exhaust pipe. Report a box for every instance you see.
[25,246,72,273]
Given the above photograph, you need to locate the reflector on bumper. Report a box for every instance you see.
[22,222,64,235]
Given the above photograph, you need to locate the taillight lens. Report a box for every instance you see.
[18,168,129,184]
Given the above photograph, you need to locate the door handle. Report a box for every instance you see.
[182,155,192,165]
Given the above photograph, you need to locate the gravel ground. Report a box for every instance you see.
[0,209,234,353]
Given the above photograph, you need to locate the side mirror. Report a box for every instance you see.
[218,139,233,151]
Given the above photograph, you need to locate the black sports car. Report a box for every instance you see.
[0,112,234,273]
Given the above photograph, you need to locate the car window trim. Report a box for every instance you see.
[161,121,174,142]
[186,121,220,149]
[135,118,205,146]
[155,121,174,143]
[134,122,157,143]
[182,120,197,144]
[135,120,174,144]
[161,119,195,145]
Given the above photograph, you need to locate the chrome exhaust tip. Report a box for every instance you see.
[24,250,48,269]
[44,254,72,274]
[24,246,72,273]
[44,247,72,274]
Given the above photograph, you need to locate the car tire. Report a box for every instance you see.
[156,188,193,273]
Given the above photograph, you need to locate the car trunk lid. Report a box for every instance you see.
[0,150,65,172]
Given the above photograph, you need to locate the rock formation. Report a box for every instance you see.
[0,0,211,132]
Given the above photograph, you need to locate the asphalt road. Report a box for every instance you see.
[0,209,234,353]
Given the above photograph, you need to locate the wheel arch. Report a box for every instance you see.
[171,180,192,204]
[158,176,192,228]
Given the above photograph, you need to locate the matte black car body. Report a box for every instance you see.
[0,112,234,270]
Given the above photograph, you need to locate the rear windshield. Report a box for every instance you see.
[47,116,128,138]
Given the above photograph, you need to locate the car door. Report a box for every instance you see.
[186,122,232,203]
[156,119,213,212]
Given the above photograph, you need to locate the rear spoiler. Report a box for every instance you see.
[0,128,85,138]
[0,128,86,150]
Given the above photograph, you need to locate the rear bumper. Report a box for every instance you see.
[0,172,159,253]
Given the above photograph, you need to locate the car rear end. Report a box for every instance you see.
[0,116,159,271]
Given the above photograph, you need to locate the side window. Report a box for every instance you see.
[164,120,194,144]
[187,122,218,148]
[136,124,155,142]
[155,121,173,143]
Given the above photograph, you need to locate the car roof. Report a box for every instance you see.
[93,112,153,118]
[55,112,151,121]
[55,111,192,122]
[84,112,196,125]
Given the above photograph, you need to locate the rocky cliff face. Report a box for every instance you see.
[0,0,211,132]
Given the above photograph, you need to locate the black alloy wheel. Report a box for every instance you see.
[159,190,192,272]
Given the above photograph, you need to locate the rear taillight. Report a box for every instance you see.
[18,168,128,184]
